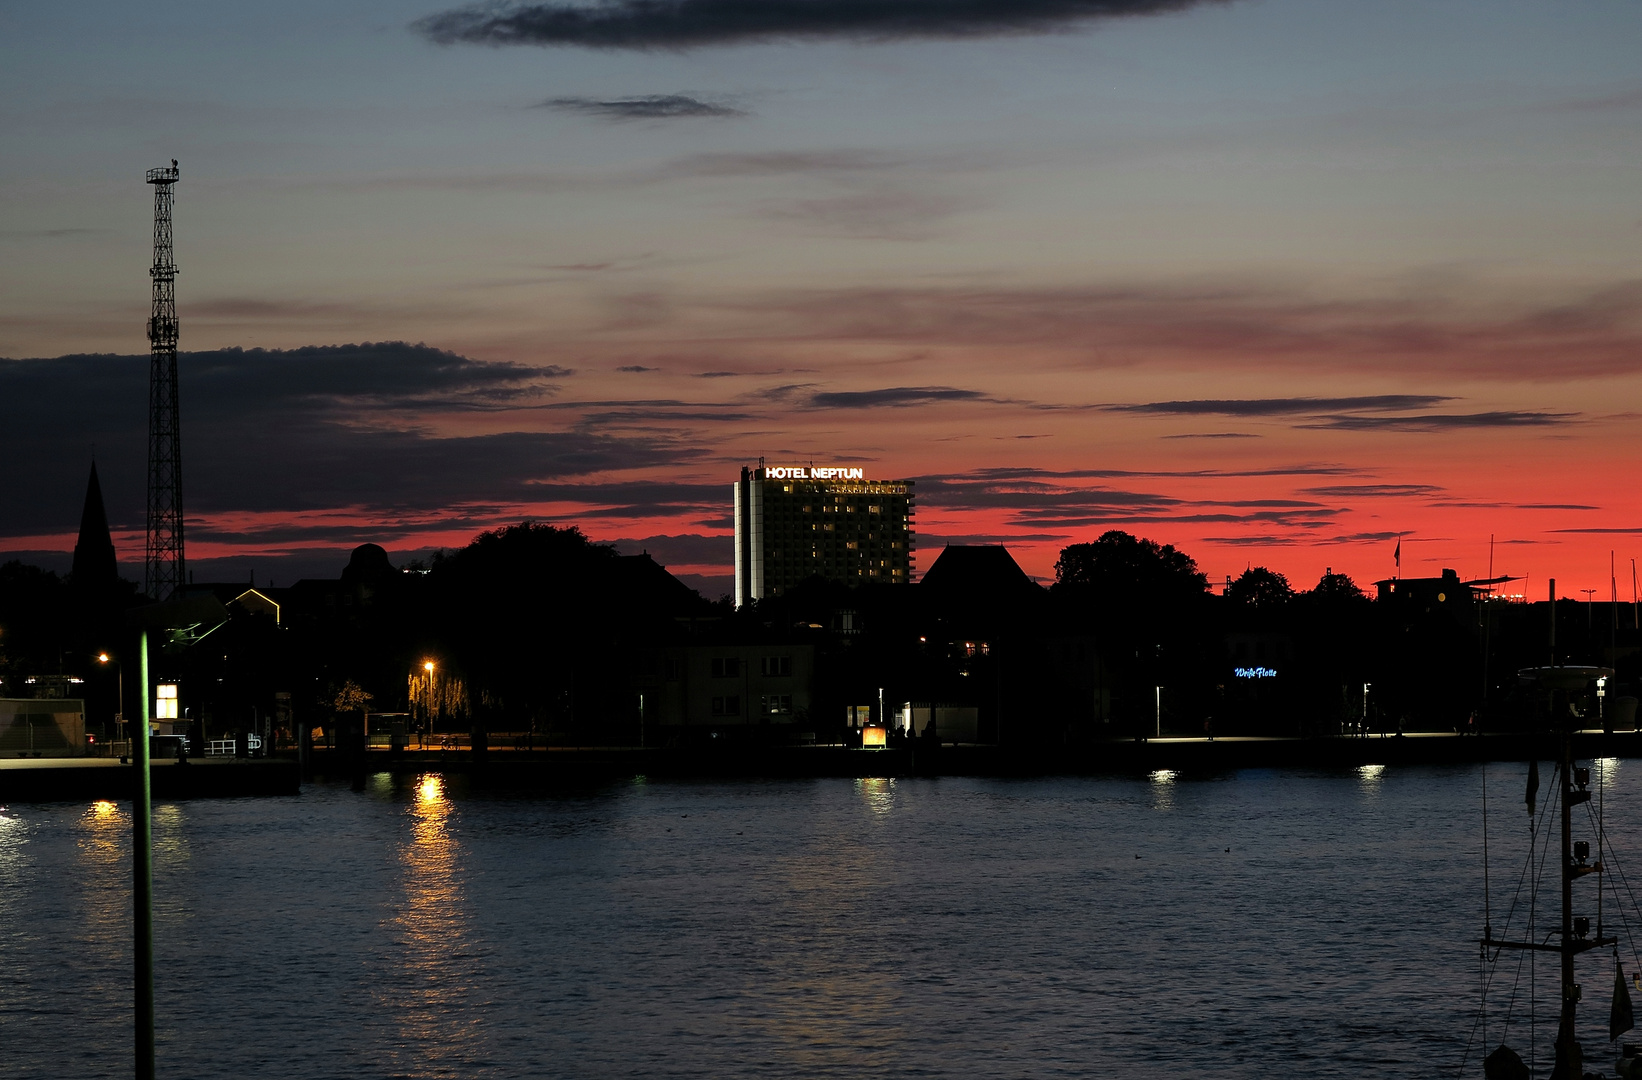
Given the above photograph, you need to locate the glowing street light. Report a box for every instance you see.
[97,651,124,747]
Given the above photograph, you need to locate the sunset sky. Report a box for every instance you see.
[3,0,1640,598]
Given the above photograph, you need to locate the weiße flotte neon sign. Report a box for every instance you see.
[763,467,865,480]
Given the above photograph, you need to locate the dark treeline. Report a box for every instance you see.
[1,523,1635,751]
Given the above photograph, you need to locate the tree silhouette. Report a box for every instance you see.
[1053,531,1207,604]
[1052,531,1214,732]
[1227,567,1294,609]
[1309,570,1367,604]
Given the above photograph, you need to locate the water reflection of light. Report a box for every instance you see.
[1358,764,1386,790]
[1149,769,1177,811]
[0,807,20,875]
[385,773,483,1072]
[754,806,901,1068]
[76,799,130,945]
[855,777,895,816]
[416,774,444,807]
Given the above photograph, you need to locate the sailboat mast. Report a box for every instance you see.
[1561,713,1577,1056]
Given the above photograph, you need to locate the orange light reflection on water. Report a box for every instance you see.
[75,799,129,947]
[385,773,485,1074]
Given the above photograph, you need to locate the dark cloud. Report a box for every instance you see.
[945,464,1359,482]
[1302,484,1444,498]
[1201,530,1402,547]
[1549,527,1642,535]
[919,482,1184,513]
[542,94,745,119]
[912,469,1356,533]
[416,0,1232,50]
[919,532,1073,546]
[726,280,1642,380]
[616,365,658,372]
[0,344,693,541]
[523,482,725,517]
[808,386,995,409]
[1110,395,1451,416]
[611,533,732,567]
[1297,411,1578,431]
[1009,508,1346,528]
[1160,432,1260,440]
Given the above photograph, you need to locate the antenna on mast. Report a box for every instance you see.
[144,160,184,600]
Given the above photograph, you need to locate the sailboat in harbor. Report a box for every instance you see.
[1472,661,1637,1080]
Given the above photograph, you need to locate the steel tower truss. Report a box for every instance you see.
[144,161,184,601]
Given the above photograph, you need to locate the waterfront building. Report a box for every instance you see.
[638,642,818,736]
[733,463,915,608]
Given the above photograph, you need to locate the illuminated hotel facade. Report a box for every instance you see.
[734,464,915,608]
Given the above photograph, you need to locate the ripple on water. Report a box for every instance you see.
[2,766,1622,1078]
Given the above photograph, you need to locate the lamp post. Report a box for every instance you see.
[124,593,229,1080]
[98,652,124,753]
[133,629,154,1080]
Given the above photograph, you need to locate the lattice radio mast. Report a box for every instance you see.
[144,161,184,600]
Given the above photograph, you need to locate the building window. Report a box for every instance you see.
[761,655,792,677]
[710,657,741,678]
[711,695,741,716]
[761,694,793,716]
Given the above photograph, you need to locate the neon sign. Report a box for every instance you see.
[1234,666,1278,679]
[764,466,865,480]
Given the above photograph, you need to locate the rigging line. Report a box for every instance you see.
[1491,936,1534,1059]
[1475,762,1559,1060]
[1527,765,1561,1073]
[1579,777,1625,962]
[1485,786,1551,960]
[1478,759,1497,1060]
[1483,759,1492,933]
[1601,828,1642,973]
[1487,789,1561,1051]
[1461,946,1528,1076]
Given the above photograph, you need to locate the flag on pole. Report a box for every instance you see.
[1394,536,1401,574]
[1612,962,1635,1041]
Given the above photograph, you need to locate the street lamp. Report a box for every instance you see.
[98,652,124,752]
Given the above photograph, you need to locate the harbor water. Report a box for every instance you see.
[4,764,1636,1078]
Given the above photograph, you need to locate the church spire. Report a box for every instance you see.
[72,461,118,589]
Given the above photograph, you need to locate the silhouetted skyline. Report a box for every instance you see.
[2,2,1640,596]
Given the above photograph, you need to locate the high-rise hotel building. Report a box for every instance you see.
[734,464,915,607]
